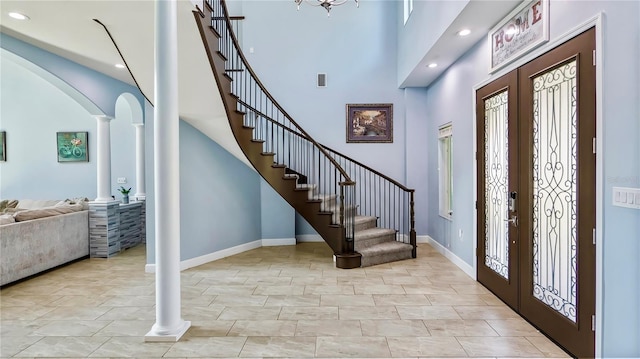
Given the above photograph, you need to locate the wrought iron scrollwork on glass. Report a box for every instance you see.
[484,90,510,280]
[532,60,578,323]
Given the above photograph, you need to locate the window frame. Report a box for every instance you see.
[438,123,453,220]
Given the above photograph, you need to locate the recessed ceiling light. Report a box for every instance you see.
[8,12,29,20]
[115,64,126,69]
[457,29,471,37]
[427,63,438,68]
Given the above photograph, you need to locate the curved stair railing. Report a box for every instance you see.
[193,0,416,268]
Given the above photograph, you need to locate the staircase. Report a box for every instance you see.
[193,0,416,268]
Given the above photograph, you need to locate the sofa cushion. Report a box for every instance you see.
[0,214,15,225]
[13,204,83,222]
[2,208,27,214]
[0,200,18,212]
[16,199,61,209]
[61,197,90,210]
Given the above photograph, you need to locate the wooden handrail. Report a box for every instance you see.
[237,98,414,193]
[214,0,352,183]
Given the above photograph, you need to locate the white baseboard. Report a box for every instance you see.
[419,235,476,279]
[296,234,323,242]
[262,238,296,246]
[145,240,262,273]
[416,235,430,243]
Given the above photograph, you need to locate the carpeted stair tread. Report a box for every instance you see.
[354,215,377,225]
[311,194,337,202]
[296,184,316,190]
[358,241,413,257]
[354,227,396,240]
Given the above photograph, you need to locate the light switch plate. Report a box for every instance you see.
[613,187,640,209]
[117,177,127,184]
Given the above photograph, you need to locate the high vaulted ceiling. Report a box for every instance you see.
[0,0,519,162]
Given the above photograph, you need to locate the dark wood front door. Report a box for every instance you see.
[476,28,596,358]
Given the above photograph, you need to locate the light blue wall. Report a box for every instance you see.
[240,0,406,182]
[1,32,263,266]
[412,1,640,356]
[144,117,263,262]
[0,35,141,201]
[260,179,295,240]
[1,52,97,199]
[404,87,429,236]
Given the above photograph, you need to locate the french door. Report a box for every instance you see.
[476,28,596,358]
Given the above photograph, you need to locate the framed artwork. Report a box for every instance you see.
[0,132,5,161]
[57,132,89,162]
[346,103,393,143]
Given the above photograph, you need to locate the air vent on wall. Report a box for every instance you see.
[317,73,327,87]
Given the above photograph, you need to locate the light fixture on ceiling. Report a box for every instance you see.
[295,0,359,17]
[8,12,30,20]
[115,64,126,69]
[427,63,438,68]
[457,29,471,37]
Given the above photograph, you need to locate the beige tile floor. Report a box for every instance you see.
[0,242,571,358]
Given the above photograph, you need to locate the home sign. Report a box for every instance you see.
[489,0,549,73]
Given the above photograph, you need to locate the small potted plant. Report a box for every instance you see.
[118,186,131,204]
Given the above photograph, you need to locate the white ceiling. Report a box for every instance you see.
[400,0,521,88]
[0,0,519,157]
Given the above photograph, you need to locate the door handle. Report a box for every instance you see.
[504,216,518,227]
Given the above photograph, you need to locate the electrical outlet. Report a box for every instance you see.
[117,177,127,184]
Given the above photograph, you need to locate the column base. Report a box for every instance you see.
[334,252,362,269]
[144,320,191,342]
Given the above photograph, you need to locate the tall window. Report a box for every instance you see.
[438,123,453,219]
[403,0,413,24]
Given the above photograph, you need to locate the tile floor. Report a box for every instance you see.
[0,242,571,358]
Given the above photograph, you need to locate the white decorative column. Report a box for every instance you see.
[133,123,146,200]
[95,115,114,202]
[89,115,121,258]
[145,0,190,342]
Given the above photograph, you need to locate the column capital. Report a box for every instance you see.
[94,115,114,123]
[132,122,145,128]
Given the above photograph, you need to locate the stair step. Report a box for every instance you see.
[354,228,397,251]
[358,241,413,267]
[310,194,337,210]
[354,216,377,232]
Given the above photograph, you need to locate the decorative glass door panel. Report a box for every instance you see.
[531,60,578,322]
[478,28,596,358]
[484,91,510,280]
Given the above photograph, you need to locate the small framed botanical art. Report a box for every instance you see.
[346,103,393,143]
[57,132,89,162]
[0,131,6,162]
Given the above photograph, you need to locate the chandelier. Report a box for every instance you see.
[295,0,359,16]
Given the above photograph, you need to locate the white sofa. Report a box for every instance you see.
[0,199,89,286]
